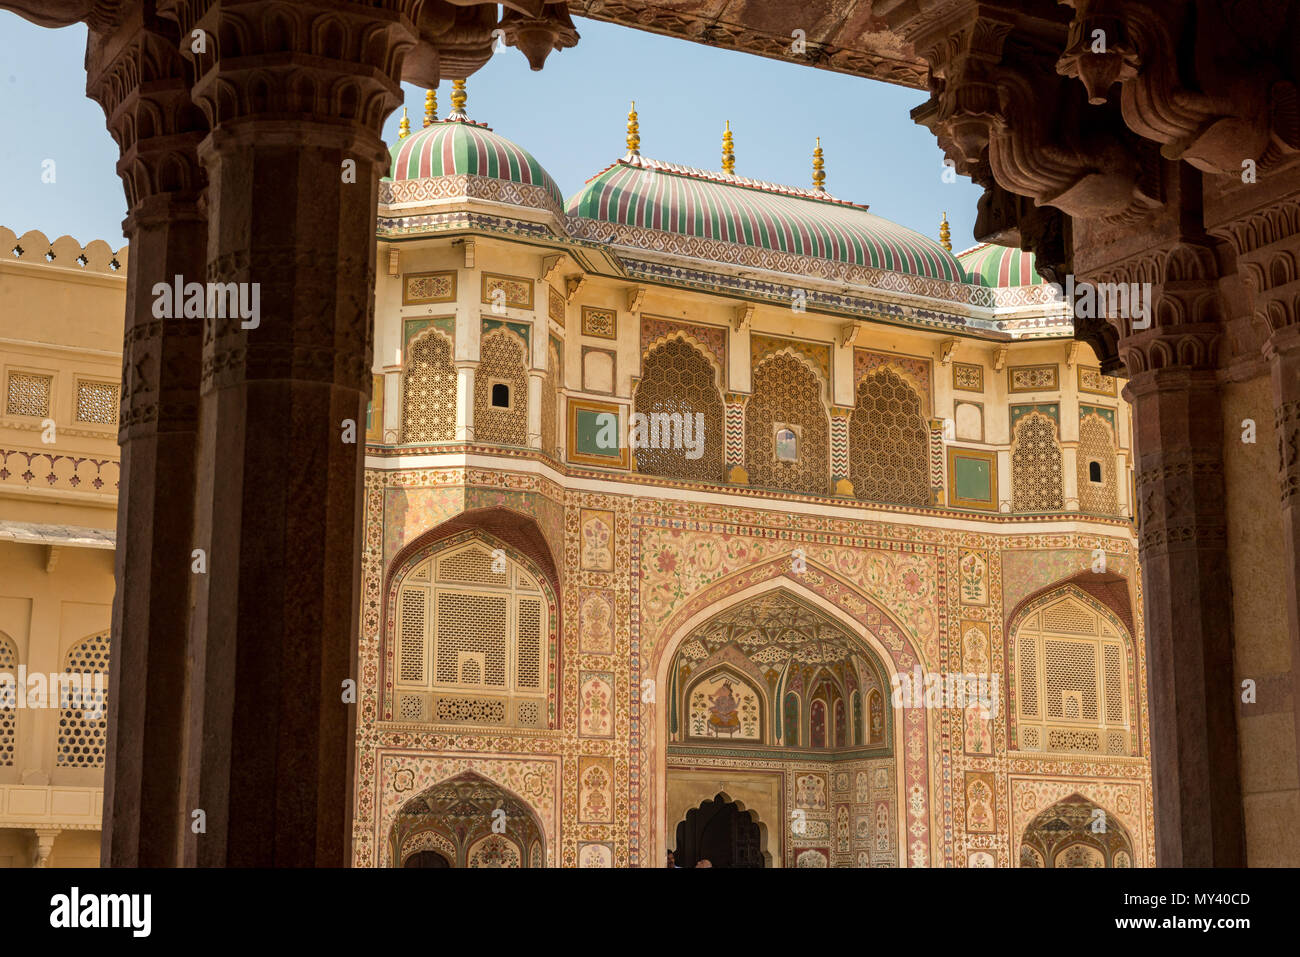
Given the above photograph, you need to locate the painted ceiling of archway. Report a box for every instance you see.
[670,589,886,747]
[676,590,884,678]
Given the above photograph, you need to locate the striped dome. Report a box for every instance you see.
[957,243,1045,287]
[387,119,564,206]
[566,158,965,282]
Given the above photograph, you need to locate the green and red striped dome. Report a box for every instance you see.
[566,158,965,282]
[387,119,564,206]
[957,242,1044,288]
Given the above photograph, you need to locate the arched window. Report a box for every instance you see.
[849,369,930,506]
[1078,413,1118,515]
[745,353,829,494]
[392,538,553,729]
[402,329,456,443]
[56,631,109,768]
[0,633,17,767]
[633,337,725,482]
[475,328,529,446]
[1011,589,1134,756]
[1011,411,1063,512]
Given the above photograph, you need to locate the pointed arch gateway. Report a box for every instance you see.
[650,565,935,868]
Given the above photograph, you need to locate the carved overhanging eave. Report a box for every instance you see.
[564,0,928,88]
[403,0,499,85]
[0,0,124,29]
[499,2,579,71]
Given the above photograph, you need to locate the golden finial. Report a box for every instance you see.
[424,88,437,127]
[939,211,952,251]
[812,136,826,192]
[626,100,640,155]
[722,120,735,175]
[449,79,467,118]
[398,106,410,139]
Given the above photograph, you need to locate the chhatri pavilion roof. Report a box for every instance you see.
[383,82,564,210]
[957,242,1045,288]
[565,156,964,282]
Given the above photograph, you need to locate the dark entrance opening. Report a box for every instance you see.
[404,850,451,868]
[674,794,765,868]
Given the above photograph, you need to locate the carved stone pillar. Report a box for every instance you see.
[174,0,418,867]
[1120,238,1244,866]
[1266,324,1300,764]
[85,4,207,868]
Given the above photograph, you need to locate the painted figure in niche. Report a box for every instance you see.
[707,680,740,736]
[869,690,883,743]
[689,673,760,739]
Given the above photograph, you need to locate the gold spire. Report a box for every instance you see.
[449,79,467,119]
[812,137,825,192]
[398,106,410,139]
[626,100,640,155]
[424,88,437,127]
[939,211,952,251]
[722,121,735,175]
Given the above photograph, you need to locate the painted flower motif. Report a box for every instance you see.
[655,549,678,574]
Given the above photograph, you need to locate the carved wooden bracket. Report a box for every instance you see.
[626,285,646,313]
[939,338,959,365]
[540,254,565,284]
[993,345,1009,371]
[565,273,587,302]
[733,304,754,332]
[839,321,868,349]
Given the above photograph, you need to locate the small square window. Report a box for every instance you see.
[490,382,511,408]
[774,423,800,462]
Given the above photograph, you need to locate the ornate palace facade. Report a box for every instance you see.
[0,92,1152,867]
[352,95,1151,867]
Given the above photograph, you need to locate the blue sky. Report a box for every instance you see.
[0,13,981,251]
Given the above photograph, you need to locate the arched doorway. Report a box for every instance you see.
[389,771,546,868]
[404,850,452,868]
[662,586,900,867]
[674,794,765,867]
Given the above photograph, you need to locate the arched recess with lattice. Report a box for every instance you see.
[0,632,17,767]
[744,351,829,494]
[1007,585,1137,758]
[402,328,456,443]
[849,369,930,506]
[56,631,110,768]
[633,335,726,482]
[1011,411,1063,512]
[474,327,529,446]
[387,771,546,867]
[384,527,558,731]
[1019,793,1135,867]
[1077,413,1118,515]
